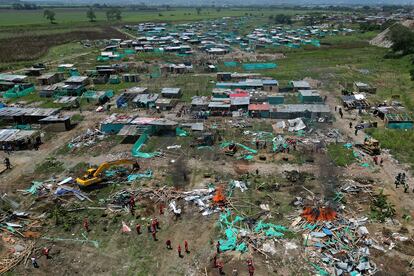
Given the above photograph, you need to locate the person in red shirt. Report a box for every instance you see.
[83,218,89,232]
[166,240,172,249]
[248,264,255,276]
[247,259,255,276]
[213,254,218,268]
[217,260,224,275]
[42,247,50,259]
[184,240,189,253]
[178,245,182,257]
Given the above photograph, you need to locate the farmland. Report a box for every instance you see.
[0,7,312,27]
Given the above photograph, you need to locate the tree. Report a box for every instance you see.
[106,8,122,21]
[388,24,414,55]
[196,7,202,15]
[86,8,96,22]
[43,9,56,24]
[274,14,292,25]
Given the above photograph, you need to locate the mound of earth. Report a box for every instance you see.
[370,20,414,48]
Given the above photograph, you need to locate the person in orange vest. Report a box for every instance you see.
[83,217,89,232]
[154,218,160,230]
[217,260,224,275]
[129,194,135,208]
[151,219,158,231]
[135,224,141,235]
[216,241,220,254]
[166,240,172,249]
[151,229,157,241]
[184,240,189,253]
[178,245,182,257]
[42,247,50,259]
[247,259,255,276]
[213,254,218,268]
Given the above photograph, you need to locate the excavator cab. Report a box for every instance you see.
[356,137,381,156]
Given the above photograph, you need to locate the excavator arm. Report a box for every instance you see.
[77,159,139,188]
[93,159,137,177]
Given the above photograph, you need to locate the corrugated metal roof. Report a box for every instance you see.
[0,107,59,117]
[249,103,270,111]
[291,80,311,88]
[161,88,181,94]
[0,129,37,142]
[271,104,330,113]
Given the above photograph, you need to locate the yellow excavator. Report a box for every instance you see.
[76,159,139,188]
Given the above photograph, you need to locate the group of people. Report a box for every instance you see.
[395,172,410,193]
[30,247,51,268]
[214,241,255,275]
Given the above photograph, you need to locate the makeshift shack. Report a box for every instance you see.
[39,115,72,131]
[249,103,270,118]
[155,98,177,111]
[298,90,323,103]
[0,107,59,124]
[37,73,64,86]
[100,114,134,134]
[290,80,311,92]
[0,129,40,150]
[270,104,330,119]
[132,94,159,108]
[161,88,182,98]
[354,82,376,94]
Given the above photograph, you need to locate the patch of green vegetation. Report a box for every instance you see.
[55,144,71,155]
[327,143,355,167]
[34,156,64,174]
[370,190,396,222]
[366,128,414,170]
[69,162,90,176]
[51,204,80,231]
[71,114,84,123]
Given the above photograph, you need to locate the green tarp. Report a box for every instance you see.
[224,61,238,67]
[176,127,188,137]
[217,210,287,253]
[242,63,277,70]
[3,85,35,99]
[128,169,153,181]
[26,181,43,195]
[220,141,257,154]
[131,133,161,159]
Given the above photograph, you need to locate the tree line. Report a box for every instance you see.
[387,24,414,80]
[42,7,124,24]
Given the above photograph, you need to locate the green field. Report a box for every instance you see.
[0,7,311,27]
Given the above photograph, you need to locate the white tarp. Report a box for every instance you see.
[288,118,306,132]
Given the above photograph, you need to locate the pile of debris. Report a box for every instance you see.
[291,210,378,275]
[68,128,106,149]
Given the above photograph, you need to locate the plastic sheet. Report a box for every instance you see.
[127,169,153,182]
[242,63,277,70]
[25,181,43,195]
[176,127,188,137]
[131,133,161,159]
